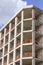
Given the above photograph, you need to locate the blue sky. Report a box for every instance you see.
[0,0,27,28]
[0,0,43,28]
[23,0,43,10]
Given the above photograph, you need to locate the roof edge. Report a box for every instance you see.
[0,5,43,31]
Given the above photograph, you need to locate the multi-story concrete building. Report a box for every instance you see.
[0,5,43,65]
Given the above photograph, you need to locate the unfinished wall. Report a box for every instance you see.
[37,14,43,65]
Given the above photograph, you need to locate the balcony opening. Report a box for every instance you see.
[35,19,42,40]
[0,59,2,65]
[22,59,32,65]
[4,45,8,55]
[15,61,20,65]
[11,18,15,30]
[10,64,13,65]
[16,48,20,60]
[10,30,14,40]
[17,24,21,35]
[35,19,41,32]
[35,49,41,59]
[35,29,42,39]
[23,45,32,57]
[23,20,32,31]
[9,52,13,63]
[0,39,4,48]
[1,29,4,38]
[35,40,39,45]
[35,38,40,46]
[4,56,7,65]
[17,12,21,24]
[35,32,42,46]
[35,59,42,65]
[16,35,21,47]
[10,40,14,51]
[0,49,3,58]
[5,34,9,44]
[24,8,32,19]
[23,32,32,44]
[6,24,9,34]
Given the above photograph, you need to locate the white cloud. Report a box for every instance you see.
[0,0,27,28]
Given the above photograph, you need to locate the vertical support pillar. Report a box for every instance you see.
[4,28,6,45]
[32,9,35,65]
[14,17,17,65]
[2,28,6,65]
[4,28,6,54]
[20,10,24,65]
[7,23,11,65]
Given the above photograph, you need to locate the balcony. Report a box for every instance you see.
[16,24,21,35]
[35,40,42,48]
[0,49,3,58]
[16,41,20,47]
[10,40,14,51]
[6,24,9,34]
[4,45,8,55]
[23,52,32,57]
[9,58,13,63]
[16,35,21,47]
[0,39,3,48]
[17,17,21,24]
[4,62,7,65]
[15,61,20,65]
[23,39,32,44]
[16,48,20,60]
[23,20,32,31]
[10,30,14,40]
[1,29,4,38]
[23,32,32,44]
[23,45,32,57]
[4,51,8,55]
[35,43,42,60]
[10,64,13,65]
[24,8,32,19]
[35,45,42,59]
[0,59,2,65]
[35,41,39,45]
[35,31,42,39]
[22,59,32,65]
[17,12,21,24]
[22,58,42,65]
[9,52,13,63]
[4,56,7,65]
[35,20,41,31]
[16,54,20,60]
[5,34,9,44]
[11,19,15,30]
[35,52,41,59]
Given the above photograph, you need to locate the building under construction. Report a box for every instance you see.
[0,5,43,65]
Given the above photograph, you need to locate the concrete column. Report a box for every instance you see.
[32,9,35,65]
[14,17,17,65]
[4,28,6,54]
[7,23,11,65]
[4,28,6,45]
[20,10,24,65]
[2,28,6,65]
